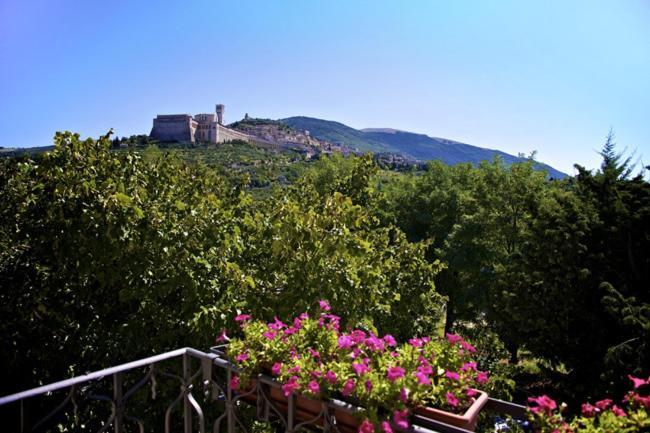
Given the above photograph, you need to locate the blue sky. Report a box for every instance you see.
[1,0,648,174]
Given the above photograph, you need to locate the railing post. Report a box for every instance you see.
[226,368,234,433]
[183,352,193,433]
[287,393,294,433]
[113,372,124,433]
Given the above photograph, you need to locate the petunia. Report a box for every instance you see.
[365,380,373,393]
[358,419,374,433]
[338,335,355,349]
[271,362,282,375]
[461,362,477,372]
[581,403,596,417]
[595,399,612,410]
[216,329,229,343]
[230,375,240,390]
[445,371,460,381]
[628,375,650,389]
[446,392,459,408]
[351,330,367,343]
[408,338,423,348]
[282,376,300,397]
[268,316,286,330]
[393,409,409,430]
[235,352,249,362]
[399,387,409,403]
[415,371,431,385]
[527,395,557,415]
[308,380,320,395]
[262,331,277,340]
[352,362,370,375]
[611,405,626,417]
[387,366,405,382]
[365,334,386,352]
[445,333,463,344]
[476,371,489,384]
[325,370,337,384]
[460,341,476,353]
[381,421,393,433]
[318,300,331,311]
[383,334,397,347]
[342,379,356,397]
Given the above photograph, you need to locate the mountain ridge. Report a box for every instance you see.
[281,116,566,178]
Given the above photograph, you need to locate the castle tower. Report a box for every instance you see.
[216,104,225,125]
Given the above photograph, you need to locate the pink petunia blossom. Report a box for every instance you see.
[408,338,423,348]
[308,348,321,359]
[445,333,463,344]
[230,375,240,390]
[466,389,478,398]
[352,362,370,375]
[476,371,489,384]
[365,334,386,352]
[418,364,433,375]
[235,352,249,362]
[338,335,354,350]
[581,403,596,417]
[365,380,373,393]
[381,421,393,433]
[527,395,557,415]
[358,419,374,433]
[393,409,409,430]
[234,314,251,327]
[383,334,397,347]
[288,365,301,374]
[460,341,476,353]
[263,331,277,340]
[351,330,367,343]
[216,329,229,343]
[282,376,299,397]
[272,362,282,375]
[268,316,286,330]
[415,371,431,385]
[595,399,612,410]
[445,371,460,381]
[311,370,323,379]
[446,392,459,408]
[461,362,477,372]
[342,379,356,397]
[611,405,626,417]
[387,366,405,382]
[308,380,320,394]
[325,370,337,384]
[319,300,331,311]
[628,375,650,389]
[283,326,298,336]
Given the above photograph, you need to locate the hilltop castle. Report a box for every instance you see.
[150,104,253,144]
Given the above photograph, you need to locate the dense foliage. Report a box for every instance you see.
[0,129,648,419]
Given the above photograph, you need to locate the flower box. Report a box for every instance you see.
[414,390,488,431]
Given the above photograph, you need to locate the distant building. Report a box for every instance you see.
[150,104,252,144]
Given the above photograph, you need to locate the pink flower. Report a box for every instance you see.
[393,409,409,429]
[283,326,298,336]
[308,380,320,394]
[365,380,373,393]
[230,375,240,390]
[383,334,397,347]
[358,419,374,433]
[268,316,286,330]
[282,376,299,397]
[399,387,408,403]
[415,371,431,385]
[366,335,386,352]
[387,366,405,382]
[446,333,463,344]
[408,338,423,348]
[595,399,612,410]
[235,352,249,362]
[581,403,596,417]
[288,365,301,374]
[234,314,251,326]
[461,362,477,372]
[476,371,489,384]
[308,348,321,359]
[342,379,356,397]
[325,370,337,384]
[417,364,433,375]
[446,392,459,408]
[466,389,478,398]
[319,300,331,311]
[390,351,399,358]
[351,330,367,343]
[460,341,476,353]
[352,362,370,375]
[629,375,650,389]
[527,395,557,415]
[216,329,229,342]
[381,421,393,433]
[263,331,277,340]
[611,405,626,417]
[338,335,355,349]
[445,371,460,381]
[272,362,282,375]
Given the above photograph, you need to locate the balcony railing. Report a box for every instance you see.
[0,347,527,433]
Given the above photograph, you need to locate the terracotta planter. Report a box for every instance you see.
[413,390,489,431]
[237,379,487,433]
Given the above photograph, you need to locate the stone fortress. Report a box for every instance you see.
[150,104,253,144]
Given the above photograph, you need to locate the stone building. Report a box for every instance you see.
[150,104,252,144]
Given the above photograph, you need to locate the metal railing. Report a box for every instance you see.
[0,347,527,433]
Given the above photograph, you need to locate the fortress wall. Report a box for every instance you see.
[150,115,195,142]
[216,124,253,143]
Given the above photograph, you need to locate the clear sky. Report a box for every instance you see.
[1,0,649,174]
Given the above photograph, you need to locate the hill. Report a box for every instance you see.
[282,116,566,178]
